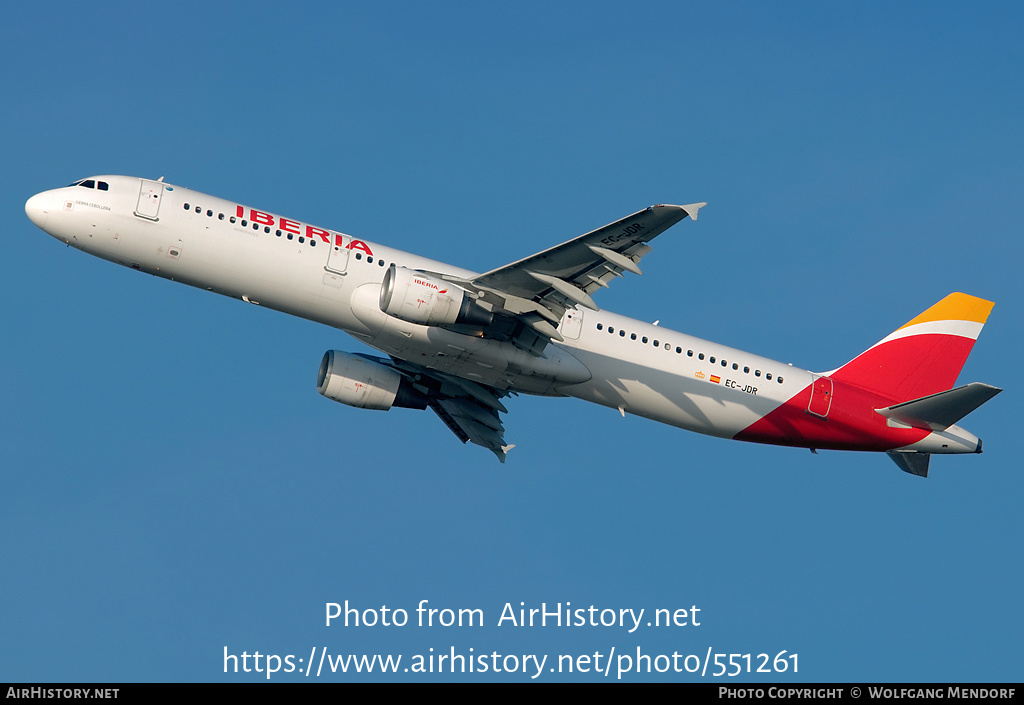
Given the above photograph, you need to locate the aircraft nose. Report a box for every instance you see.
[26,191,51,229]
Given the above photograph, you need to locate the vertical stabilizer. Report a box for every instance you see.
[831,293,994,402]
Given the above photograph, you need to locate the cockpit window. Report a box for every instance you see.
[69,179,109,190]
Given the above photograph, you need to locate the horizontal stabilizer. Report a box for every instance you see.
[876,383,1002,432]
[887,452,931,477]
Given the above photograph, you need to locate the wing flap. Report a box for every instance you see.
[431,397,513,462]
[384,357,515,461]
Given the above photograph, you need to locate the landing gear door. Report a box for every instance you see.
[558,307,584,340]
[807,375,834,418]
[134,179,164,221]
[325,232,350,274]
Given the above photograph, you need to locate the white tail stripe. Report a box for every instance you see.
[869,320,985,349]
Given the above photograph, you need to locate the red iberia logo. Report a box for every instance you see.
[233,206,374,254]
[414,278,447,294]
[710,375,721,384]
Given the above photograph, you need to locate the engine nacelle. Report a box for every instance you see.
[317,350,427,411]
[379,265,492,327]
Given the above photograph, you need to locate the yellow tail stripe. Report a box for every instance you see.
[897,293,994,331]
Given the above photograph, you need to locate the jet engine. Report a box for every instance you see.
[317,350,427,411]
[379,265,492,327]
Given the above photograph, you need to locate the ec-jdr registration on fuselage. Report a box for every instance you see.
[26,176,1001,476]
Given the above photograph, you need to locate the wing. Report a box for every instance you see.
[387,357,515,462]
[438,203,705,353]
[366,203,705,458]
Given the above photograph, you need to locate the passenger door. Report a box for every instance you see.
[134,179,163,220]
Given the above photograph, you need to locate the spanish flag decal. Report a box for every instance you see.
[710,375,721,384]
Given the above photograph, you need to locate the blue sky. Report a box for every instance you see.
[2,1,1021,682]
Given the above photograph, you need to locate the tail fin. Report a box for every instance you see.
[830,293,994,402]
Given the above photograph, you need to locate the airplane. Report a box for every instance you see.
[25,175,1000,476]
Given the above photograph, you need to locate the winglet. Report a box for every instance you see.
[681,202,707,221]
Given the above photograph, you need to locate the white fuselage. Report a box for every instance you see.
[23,176,825,442]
